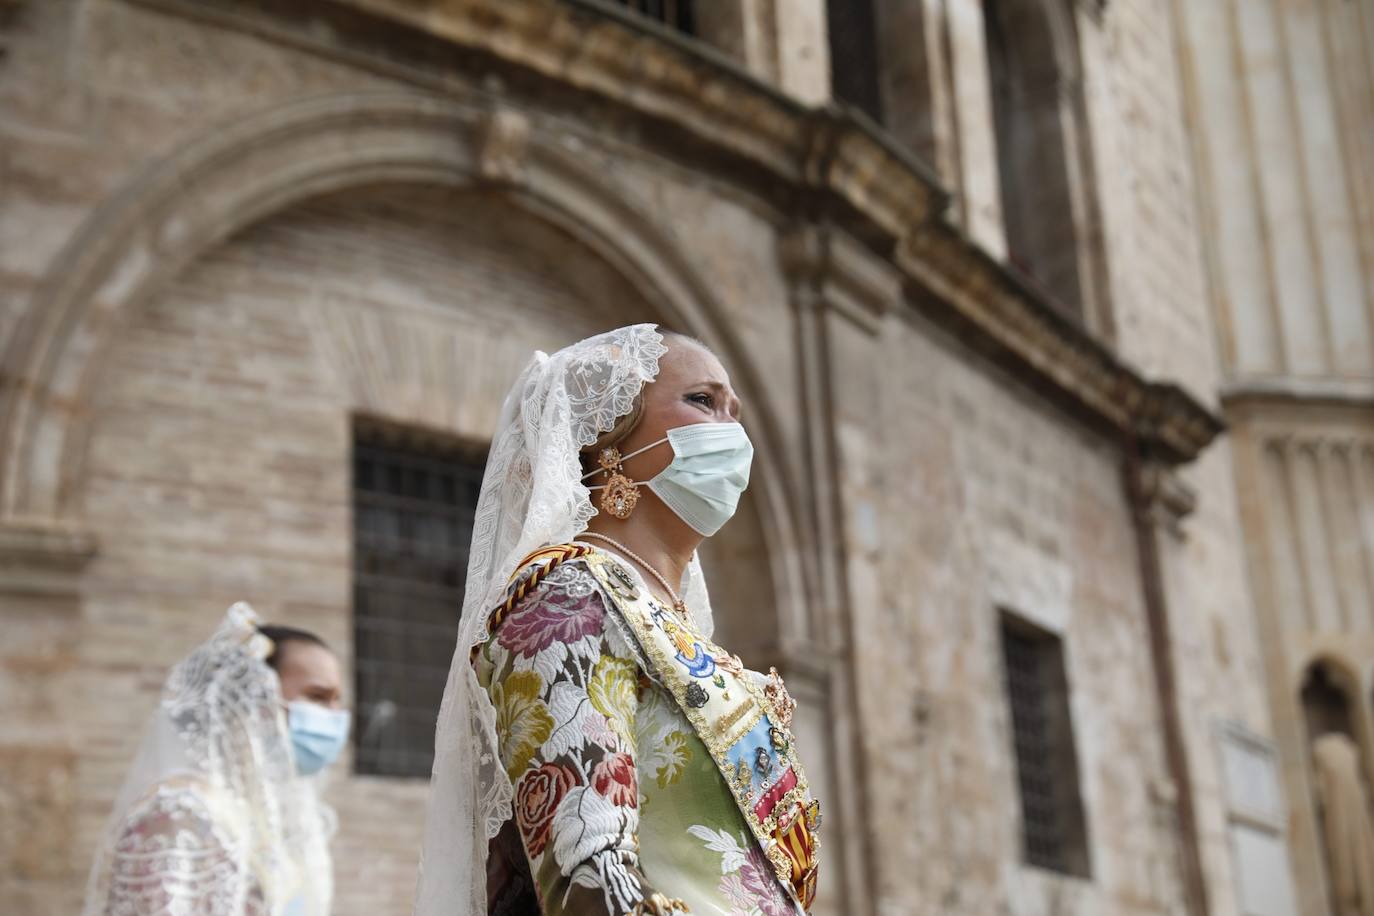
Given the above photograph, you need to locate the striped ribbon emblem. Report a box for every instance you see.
[775,804,818,909]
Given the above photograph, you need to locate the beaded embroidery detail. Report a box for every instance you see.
[582,550,821,908]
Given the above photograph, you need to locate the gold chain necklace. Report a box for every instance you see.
[578,532,689,623]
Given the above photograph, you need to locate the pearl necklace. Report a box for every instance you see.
[578,532,689,622]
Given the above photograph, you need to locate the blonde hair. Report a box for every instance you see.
[578,330,709,473]
[582,394,646,473]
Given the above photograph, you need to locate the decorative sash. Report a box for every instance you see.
[578,549,822,910]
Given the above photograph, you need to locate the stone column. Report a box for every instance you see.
[1124,455,1212,915]
[0,522,95,915]
[779,224,902,916]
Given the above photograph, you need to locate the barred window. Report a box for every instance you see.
[999,611,1091,877]
[578,0,697,35]
[352,419,487,778]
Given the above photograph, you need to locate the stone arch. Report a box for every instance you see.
[1301,656,1361,744]
[1297,652,1374,793]
[982,0,1111,333]
[0,88,812,644]
[1299,654,1374,913]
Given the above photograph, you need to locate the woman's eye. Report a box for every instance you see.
[688,392,714,408]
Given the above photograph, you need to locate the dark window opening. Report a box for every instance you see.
[984,0,1090,319]
[1301,662,1354,744]
[352,418,487,778]
[1000,610,1091,877]
[827,0,884,124]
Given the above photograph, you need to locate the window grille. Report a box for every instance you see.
[583,0,697,35]
[352,420,487,778]
[827,0,884,124]
[1000,612,1091,877]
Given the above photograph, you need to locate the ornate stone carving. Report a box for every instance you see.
[478,107,531,185]
[1138,465,1199,538]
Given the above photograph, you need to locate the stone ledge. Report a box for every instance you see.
[1220,376,1374,410]
[122,0,1224,464]
[897,228,1225,464]
[0,522,97,596]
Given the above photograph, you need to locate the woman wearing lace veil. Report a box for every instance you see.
[84,603,348,916]
[416,325,821,916]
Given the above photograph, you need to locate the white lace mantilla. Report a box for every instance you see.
[416,324,720,916]
[84,604,334,916]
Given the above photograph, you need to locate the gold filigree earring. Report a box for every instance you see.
[597,447,640,519]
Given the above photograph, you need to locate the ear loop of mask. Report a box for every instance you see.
[581,436,670,490]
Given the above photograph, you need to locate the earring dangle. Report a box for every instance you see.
[597,447,640,519]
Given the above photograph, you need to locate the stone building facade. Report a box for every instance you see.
[1170,3,1374,916]
[0,2,1367,915]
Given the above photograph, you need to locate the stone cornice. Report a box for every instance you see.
[897,227,1224,463]
[0,522,96,596]
[1220,376,1374,411]
[126,0,1224,464]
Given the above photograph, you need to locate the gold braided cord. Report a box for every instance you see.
[471,544,594,662]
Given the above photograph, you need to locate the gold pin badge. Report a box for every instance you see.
[605,561,640,600]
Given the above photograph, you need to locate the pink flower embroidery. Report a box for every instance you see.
[515,762,578,857]
[498,592,605,657]
[724,844,793,916]
[591,752,638,808]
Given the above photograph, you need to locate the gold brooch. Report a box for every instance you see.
[764,667,796,728]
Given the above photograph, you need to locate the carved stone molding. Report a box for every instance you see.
[1221,376,1374,411]
[116,0,1222,466]
[897,226,1224,463]
[1138,465,1198,538]
[0,522,96,597]
[477,106,532,185]
[0,90,486,524]
[779,225,902,335]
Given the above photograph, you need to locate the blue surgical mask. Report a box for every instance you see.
[586,422,753,536]
[287,700,351,777]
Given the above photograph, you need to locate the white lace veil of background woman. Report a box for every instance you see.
[414,324,718,916]
[83,602,334,916]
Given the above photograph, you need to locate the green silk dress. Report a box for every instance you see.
[476,545,820,915]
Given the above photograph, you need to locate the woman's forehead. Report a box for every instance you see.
[659,338,728,382]
[280,641,340,682]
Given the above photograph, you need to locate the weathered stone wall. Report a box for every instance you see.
[2,4,412,911]
[860,1,1299,906]
[1170,1,1374,913]
[1176,0,1374,382]
[1076,4,1282,914]
[0,7,816,912]
[831,305,1188,916]
[0,2,1319,916]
